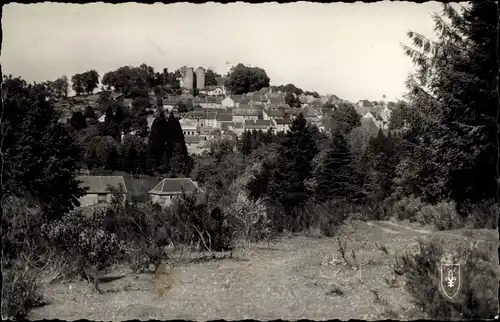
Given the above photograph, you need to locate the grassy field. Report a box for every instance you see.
[28,219,499,321]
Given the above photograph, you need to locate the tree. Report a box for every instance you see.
[83,105,96,119]
[226,63,270,94]
[284,92,301,108]
[398,2,499,208]
[115,105,125,125]
[2,76,85,218]
[104,145,119,171]
[238,130,253,156]
[104,106,114,123]
[72,70,99,95]
[147,112,169,172]
[388,101,407,130]
[362,129,400,207]
[54,75,69,98]
[82,70,100,94]
[69,111,87,131]
[165,112,192,176]
[205,69,221,86]
[313,132,358,203]
[266,113,318,211]
[330,103,361,136]
[71,74,85,96]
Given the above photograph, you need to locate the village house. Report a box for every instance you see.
[283,107,302,120]
[183,111,218,127]
[220,122,233,134]
[200,85,226,97]
[162,98,178,112]
[184,135,210,155]
[250,94,269,108]
[180,118,198,136]
[273,118,293,132]
[302,105,324,127]
[216,111,233,128]
[199,96,221,109]
[263,109,285,120]
[355,99,376,116]
[229,95,244,108]
[231,122,245,137]
[244,119,273,132]
[77,175,127,207]
[232,108,260,123]
[199,126,220,140]
[149,178,203,207]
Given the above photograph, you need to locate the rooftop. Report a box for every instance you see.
[149,178,202,195]
[77,176,128,194]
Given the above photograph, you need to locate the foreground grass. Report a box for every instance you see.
[28,220,498,321]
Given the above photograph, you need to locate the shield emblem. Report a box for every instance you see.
[440,263,461,299]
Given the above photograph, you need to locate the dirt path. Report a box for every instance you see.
[28,220,498,321]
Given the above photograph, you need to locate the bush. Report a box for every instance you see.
[2,196,48,268]
[391,195,425,221]
[42,210,125,291]
[103,202,173,273]
[398,237,498,319]
[415,201,461,230]
[1,260,43,320]
[461,199,498,229]
[304,200,350,237]
[223,192,271,248]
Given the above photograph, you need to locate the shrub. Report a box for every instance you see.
[223,192,271,248]
[391,195,425,221]
[304,200,350,237]
[415,201,461,230]
[398,237,498,319]
[2,196,48,268]
[1,260,43,320]
[42,210,125,291]
[103,203,173,273]
[462,199,498,229]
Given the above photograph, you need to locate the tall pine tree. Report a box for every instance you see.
[314,131,358,203]
[400,2,499,209]
[266,113,319,211]
[147,111,169,173]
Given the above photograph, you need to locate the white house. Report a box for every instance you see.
[149,178,203,207]
[180,118,198,136]
[273,118,293,132]
[200,85,226,96]
[77,176,127,207]
[232,108,260,123]
[162,98,178,112]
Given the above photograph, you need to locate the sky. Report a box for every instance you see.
[1,1,462,102]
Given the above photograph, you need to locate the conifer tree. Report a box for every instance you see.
[238,130,253,156]
[266,113,319,211]
[105,145,119,171]
[165,112,192,176]
[147,111,168,172]
[83,105,96,119]
[314,131,358,202]
[115,105,125,126]
[399,2,499,207]
[69,110,87,131]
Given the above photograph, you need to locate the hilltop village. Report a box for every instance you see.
[59,65,397,156]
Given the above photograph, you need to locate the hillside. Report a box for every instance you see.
[28,220,499,320]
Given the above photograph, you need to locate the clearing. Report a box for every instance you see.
[29,219,499,321]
